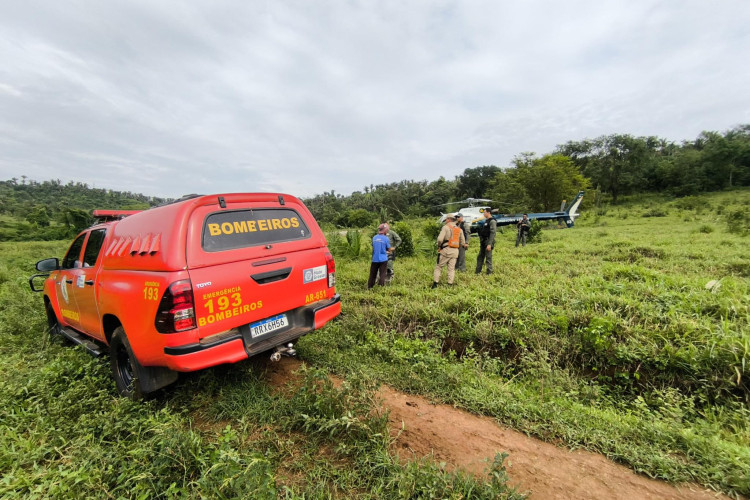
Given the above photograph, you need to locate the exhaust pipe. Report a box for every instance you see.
[270,343,296,362]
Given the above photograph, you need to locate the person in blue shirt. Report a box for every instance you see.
[368,224,392,288]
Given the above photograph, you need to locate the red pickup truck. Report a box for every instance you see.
[30,193,340,398]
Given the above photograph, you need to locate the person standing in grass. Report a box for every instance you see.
[516,214,531,247]
[368,224,392,288]
[475,209,497,274]
[383,223,402,281]
[432,214,465,288]
[455,213,471,272]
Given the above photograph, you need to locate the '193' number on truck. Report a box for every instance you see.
[143,286,159,301]
[204,293,242,313]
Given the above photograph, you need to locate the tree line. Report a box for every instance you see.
[2,124,748,239]
[0,178,167,241]
[305,124,750,225]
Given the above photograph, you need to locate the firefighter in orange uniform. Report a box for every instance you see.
[431,213,466,288]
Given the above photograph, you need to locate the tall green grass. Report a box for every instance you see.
[1,189,748,497]
[0,242,522,498]
[309,189,750,496]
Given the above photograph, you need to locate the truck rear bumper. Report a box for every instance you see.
[163,294,340,371]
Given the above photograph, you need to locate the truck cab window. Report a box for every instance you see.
[82,229,106,267]
[61,233,87,269]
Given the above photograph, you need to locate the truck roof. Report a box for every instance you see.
[97,193,322,272]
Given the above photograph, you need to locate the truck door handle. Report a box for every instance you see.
[251,267,292,284]
[85,280,95,286]
[65,279,73,284]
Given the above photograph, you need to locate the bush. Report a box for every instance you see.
[422,220,442,241]
[642,208,668,217]
[526,220,543,244]
[343,209,376,228]
[673,196,703,211]
[726,209,749,235]
[328,230,362,259]
[392,222,414,257]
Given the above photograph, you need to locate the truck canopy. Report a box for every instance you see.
[101,193,327,272]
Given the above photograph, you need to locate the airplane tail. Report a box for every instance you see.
[562,191,584,227]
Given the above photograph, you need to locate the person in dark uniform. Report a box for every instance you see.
[384,223,402,280]
[475,209,497,274]
[454,213,470,272]
[516,214,531,247]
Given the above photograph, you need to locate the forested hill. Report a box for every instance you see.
[0,179,168,241]
[3,125,749,240]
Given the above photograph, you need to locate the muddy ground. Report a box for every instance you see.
[263,358,725,499]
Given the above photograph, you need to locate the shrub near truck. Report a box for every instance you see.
[30,193,341,398]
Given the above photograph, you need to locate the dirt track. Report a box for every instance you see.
[265,358,725,499]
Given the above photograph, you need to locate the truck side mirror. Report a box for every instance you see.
[29,258,58,292]
[36,258,59,272]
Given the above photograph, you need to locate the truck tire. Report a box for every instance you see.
[110,327,147,399]
[110,326,178,399]
[45,301,63,338]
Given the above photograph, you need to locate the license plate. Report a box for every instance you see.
[249,314,288,338]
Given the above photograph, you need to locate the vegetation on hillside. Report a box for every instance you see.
[0,178,168,241]
[303,125,750,224]
[3,125,749,242]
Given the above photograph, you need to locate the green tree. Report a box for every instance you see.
[422,177,459,214]
[488,154,588,212]
[456,166,501,199]
[344,209,376,228]
[305,191,345,225]
[516,154,588,211]
[26,206,51,227]
[557,134,655,203]
[486,171,530,214]
[60,208,94,233]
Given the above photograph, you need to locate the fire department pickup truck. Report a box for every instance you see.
[29,193,340,398]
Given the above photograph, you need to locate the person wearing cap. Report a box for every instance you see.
[431,214,465,288]
[368,223,393,288]
[454,213,471,272]
[475,208,497,274]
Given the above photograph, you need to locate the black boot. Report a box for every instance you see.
[431,282,438,289]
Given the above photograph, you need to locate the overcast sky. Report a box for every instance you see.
[1,1,748,199]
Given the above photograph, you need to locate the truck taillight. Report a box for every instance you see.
[325,251,336,288]
[155,280,196,333]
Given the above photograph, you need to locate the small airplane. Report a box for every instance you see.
[473,191,585,232]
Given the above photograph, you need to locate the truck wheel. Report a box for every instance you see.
[110,327,145,399]
[45,301,63,338]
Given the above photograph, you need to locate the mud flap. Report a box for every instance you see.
[136,361,179,393]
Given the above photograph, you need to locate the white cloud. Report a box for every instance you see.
[0,0,748,198]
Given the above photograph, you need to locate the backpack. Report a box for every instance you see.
[448,226,462,248]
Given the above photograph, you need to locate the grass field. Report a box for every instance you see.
[0,189,748,498]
